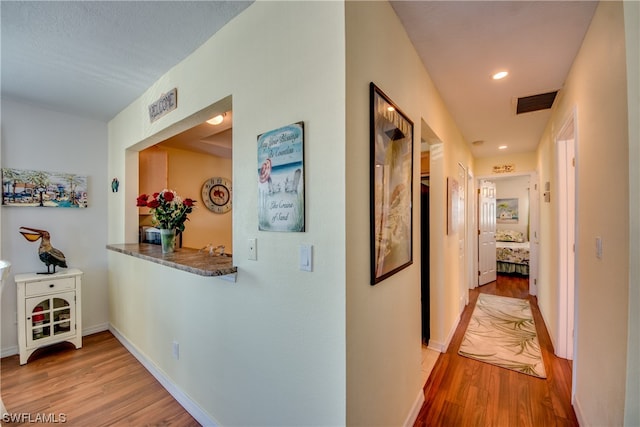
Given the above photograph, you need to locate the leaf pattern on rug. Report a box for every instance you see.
[458,293,547,378]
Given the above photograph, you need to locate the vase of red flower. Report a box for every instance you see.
[159,228,177,253]
[136,189,195,253]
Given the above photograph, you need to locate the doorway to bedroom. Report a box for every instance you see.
[476,172,539,296]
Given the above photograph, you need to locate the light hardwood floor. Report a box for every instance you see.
[2,275,576,426]
[1,331,199,426]
[414,274,578,426]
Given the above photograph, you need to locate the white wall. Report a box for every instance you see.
[495,175,530,239]
[107,2,346,426]
[537,1,632,424]
[345,2,473,425]
[1,98,109,355]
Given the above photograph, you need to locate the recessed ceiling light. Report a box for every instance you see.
[492,71,509,80]
[498,145,508,150]
[206,114,225,125]
[387,106,395,112]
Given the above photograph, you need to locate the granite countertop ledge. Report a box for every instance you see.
[107,243,237,278]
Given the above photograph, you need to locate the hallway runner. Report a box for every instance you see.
[458,293,547,378]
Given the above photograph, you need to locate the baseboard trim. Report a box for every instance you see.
[403,388,425,427]
[1,323,111,358]
[573,394,586,426]
[1,346,18,358]
[83,323,109,336]
[537,303,557,352]
[428,312,462,353]
[108,325,219,427]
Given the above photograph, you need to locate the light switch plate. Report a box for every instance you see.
[300,244,312,272]
[172,341,179,360]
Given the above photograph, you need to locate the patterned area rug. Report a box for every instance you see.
[458,293,547,378]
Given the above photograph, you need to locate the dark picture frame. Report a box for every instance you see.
[370,83,414,285]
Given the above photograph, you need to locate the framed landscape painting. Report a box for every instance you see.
[370,83,414,285]
[497,198,519,223]
[1,168,88,208]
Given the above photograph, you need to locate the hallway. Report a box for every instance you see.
[414,275,577,426]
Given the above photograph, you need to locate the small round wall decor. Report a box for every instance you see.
[202,177,232,213]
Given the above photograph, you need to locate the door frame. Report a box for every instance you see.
[555,110,577,361]
[457,163,470,308]
[474,171,539,296]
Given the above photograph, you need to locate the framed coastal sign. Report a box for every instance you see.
[1,168,88,208]
[257,122,305,232]
[370,83,414,285]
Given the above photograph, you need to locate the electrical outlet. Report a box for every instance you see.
[248,238,257,261]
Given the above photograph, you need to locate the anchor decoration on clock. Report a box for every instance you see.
[202,177,232,214]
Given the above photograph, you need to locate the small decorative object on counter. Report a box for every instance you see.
[19,227,68,274]
[136,189,195,254]
[200,243,226,257]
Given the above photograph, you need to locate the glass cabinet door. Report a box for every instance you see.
[25,291,75,347]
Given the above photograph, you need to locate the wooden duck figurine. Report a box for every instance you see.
[19,227,68,274]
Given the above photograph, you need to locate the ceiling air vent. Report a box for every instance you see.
[516,91,558,115]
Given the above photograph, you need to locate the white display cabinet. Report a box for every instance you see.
[15,268,82,365]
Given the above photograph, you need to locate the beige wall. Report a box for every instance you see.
[537,2,631,424]
[345,2,473,425]
[108,2,347,425]
[475,151,537,176]
[164,147,233,251]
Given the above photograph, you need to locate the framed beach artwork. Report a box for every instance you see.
[257,122,305,232]
[370,83,414,285]
[497,198,519,223]
[1,168,88,208]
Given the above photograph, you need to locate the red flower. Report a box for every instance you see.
[136,194,149,207]
[136,189,195,232]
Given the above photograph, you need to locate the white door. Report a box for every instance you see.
[478,180,497,286]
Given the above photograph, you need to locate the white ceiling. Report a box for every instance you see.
[1,1,252,122]
[391,1,597,157]
[1,1,597,158]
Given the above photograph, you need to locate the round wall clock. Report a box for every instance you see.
[201,177,232,213]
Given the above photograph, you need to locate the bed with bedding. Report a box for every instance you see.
[495,230,530,276]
